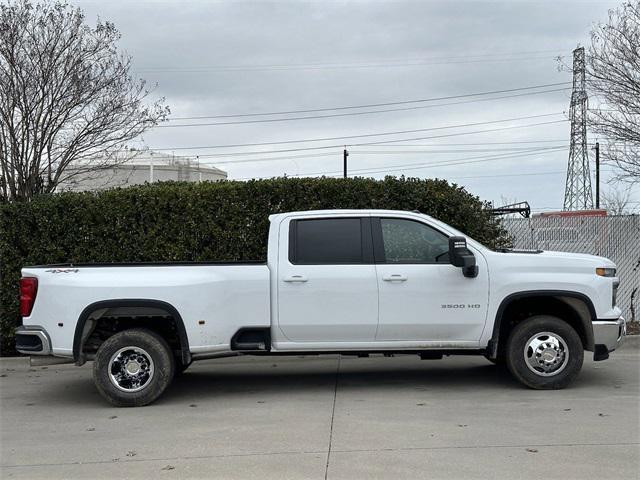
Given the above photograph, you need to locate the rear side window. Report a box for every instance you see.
[289,218,364,264]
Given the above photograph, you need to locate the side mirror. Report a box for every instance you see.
[448,236,478,278]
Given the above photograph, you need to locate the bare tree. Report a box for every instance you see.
[0,0,169,201]
[586,1,640,181]
[600,184,634,214]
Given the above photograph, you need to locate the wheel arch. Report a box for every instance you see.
[488,290,596,358]
[73,299,191,366]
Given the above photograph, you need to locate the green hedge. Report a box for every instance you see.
[0,176,508,354]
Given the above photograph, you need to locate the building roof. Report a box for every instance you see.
[121,151,226,175]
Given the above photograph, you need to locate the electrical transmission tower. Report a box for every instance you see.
[563,47,594,210]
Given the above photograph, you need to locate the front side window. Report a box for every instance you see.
[290,218,363,264]
[380,218,449,264]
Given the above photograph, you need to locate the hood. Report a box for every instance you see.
[497,248,616,268]
[538,250,616,267]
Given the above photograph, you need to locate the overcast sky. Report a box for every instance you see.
[78,0,638,212]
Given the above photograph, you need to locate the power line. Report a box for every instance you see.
[155,141,572,165]
[206,152,339,165]
[232,159,621,184]
[137,49,563,73]
[367,140,568,146]
[146,112,565,153]
[206,145,565,167]
[166,82,570,121]
[135,52,562,74]
[159,88,569,128]
[237,170,565,181]
[350,145,566,154]
[143,145,568,169]
[234,147,567,179]
[204,120,569,160]
[443,171,565,179]
[239,167,617,183]
[141,119,567,164]
[330,147,568,176]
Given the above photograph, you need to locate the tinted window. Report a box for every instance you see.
[380,218,449,264]
[292,218,363,264]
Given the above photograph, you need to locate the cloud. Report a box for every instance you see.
[76,0,635,211]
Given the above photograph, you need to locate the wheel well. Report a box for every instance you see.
[73,300,190,366]
[491,294,595,359]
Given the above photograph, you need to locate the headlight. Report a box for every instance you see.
[596,267,616,277]
[613,280,619,307]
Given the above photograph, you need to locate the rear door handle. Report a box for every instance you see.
[382,274,408,282]
[283,275,308,283]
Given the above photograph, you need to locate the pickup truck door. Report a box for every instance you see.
[276,216,379,343]
[373,217,489,343]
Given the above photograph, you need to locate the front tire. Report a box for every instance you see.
[505,316,583,390]
[93,329,175,407]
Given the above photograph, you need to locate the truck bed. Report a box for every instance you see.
[21,263,271,358]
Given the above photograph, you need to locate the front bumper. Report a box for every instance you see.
[15,326,51,355]
[592,316,626,361]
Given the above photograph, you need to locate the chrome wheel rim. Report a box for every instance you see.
[523,331,569,377]
[108,346,155,392]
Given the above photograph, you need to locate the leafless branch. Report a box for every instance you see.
[586,1,640,181]
[0,0,169,201]
[600,183,634,214]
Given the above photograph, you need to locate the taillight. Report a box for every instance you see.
[19,277,38,317]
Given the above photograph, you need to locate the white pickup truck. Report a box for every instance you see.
[16,209,625,406]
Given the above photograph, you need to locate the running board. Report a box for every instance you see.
[233,342,268,351]
[30,356,75,367]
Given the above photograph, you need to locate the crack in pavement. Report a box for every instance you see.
[324,356,340,480]
[2,441,637,469]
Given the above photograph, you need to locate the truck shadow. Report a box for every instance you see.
[161,362,519,404]
[34,358,610,407]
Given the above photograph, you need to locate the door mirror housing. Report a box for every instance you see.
[448,236,478,278]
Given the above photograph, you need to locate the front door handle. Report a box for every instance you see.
[283,275,308,283]
[382,274,408,282]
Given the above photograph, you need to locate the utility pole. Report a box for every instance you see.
[563,47,594,210]
[595,142,600,209]
[343,148,349,178]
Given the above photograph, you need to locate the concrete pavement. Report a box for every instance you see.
[1,339,638,479]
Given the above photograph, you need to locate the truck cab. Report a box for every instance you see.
[269,210,489,348]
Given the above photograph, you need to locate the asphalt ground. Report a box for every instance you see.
[1,338,638,480]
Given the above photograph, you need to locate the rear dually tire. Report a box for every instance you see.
[93,328,175,407]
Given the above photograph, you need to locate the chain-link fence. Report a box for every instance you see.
[501,215,640,322]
